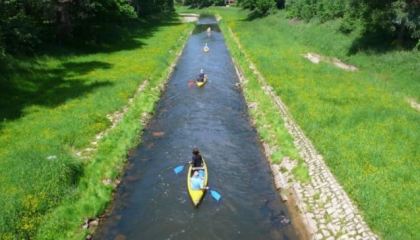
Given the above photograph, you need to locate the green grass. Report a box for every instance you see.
[192,6,420,240]
[2,5,419,239]
[0,14,193,239]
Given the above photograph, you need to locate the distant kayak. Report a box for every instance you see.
[187,157,208,206]
[203,44,210,53]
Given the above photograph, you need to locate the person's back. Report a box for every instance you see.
[197,69,206,82]
[191,175,203,190]
[191,147,203,167]
[191,153,203,167]
[197,73,205,82]
[191,171,206,190]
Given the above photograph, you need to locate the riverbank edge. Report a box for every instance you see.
[87,26,197,238]
[217,14,380,240]
[33,22,196,239]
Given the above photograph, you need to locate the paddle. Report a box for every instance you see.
[199,169,221,201]
[188,80,195,86]
[173,162,190,174]
[210,190,221,202]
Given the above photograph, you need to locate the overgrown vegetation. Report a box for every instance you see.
[0,14,192,239]
[285,0,420,49]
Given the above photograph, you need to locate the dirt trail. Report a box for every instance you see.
[407,98,420,112]
[303,52,358,71]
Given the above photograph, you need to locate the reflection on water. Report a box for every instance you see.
[93,15,301,240]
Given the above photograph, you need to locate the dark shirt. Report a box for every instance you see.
[192,154,203,167]
[197,73,205,82]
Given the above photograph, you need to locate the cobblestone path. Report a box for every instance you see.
[228,27,380,240]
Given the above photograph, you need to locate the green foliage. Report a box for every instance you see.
[0,15,191,238]
[315,0,346,22]
[254,0,277,16]
[285,0,316,21]
[285,0,420,46]
[241,0,257,10]
[0,0,175,55]
[0,10,43,54]
[239,0,277,15]
[214,0,226,6]
[286,0,345,22]
[392,0,420,39]
[183,0,213,8]
[292,165,310,183]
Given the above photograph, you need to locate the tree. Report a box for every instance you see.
[0,0,178,55]
[392,0,420,43]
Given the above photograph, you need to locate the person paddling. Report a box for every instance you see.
[203,43,210,52]
[196,69,207,83]
[190,171,209,190]
[189,147,204,170]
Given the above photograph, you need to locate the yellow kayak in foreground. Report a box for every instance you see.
[187,158,208,206]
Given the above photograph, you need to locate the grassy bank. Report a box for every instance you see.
[178,6,420,239]
[0,15,193,239]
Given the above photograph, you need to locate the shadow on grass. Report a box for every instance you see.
[0,60,113,129]
[0,13,184,130]
[246,11,266,21]
[38,13,184,57]
[347,30,416,55]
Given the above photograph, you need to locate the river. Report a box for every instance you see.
[93,15,302,240]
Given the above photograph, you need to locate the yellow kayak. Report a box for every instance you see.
[196,76,207,87]
[203,44,210,53]
[187,157,208,206]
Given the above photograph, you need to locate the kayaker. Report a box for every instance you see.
[189,147,204,169]
[196,69,206,83]
[191,171,209,190]
[203,43,210,52]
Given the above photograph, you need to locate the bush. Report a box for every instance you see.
[254,0,276,16]
[1,12,42,54]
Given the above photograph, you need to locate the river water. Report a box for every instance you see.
[93,16,302,240]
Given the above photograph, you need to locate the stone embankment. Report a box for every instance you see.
[228,27,379,240]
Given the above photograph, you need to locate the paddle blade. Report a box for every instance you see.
[174,165,184,174]
[210,190,221,201]
[188,81,195,86]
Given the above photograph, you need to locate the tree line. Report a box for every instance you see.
[285,0,420,47]
[0,0,174,56]
[182,0,420,49]
[1,0,419,56]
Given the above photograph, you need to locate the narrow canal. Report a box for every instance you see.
[94,16,302,239]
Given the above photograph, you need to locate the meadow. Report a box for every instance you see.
[0,15,193,239]
[1,5,419,239]
[177,6,420,239]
